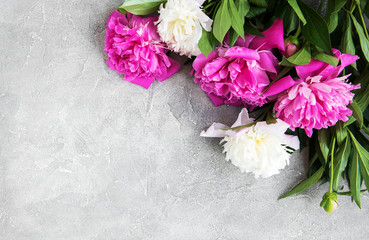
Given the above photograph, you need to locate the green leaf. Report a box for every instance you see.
[228,29,239,47]
[286,44,311,65]
[325,0,347,33]
[308,154,322,177]
[244,22,264,37]
[249,0,267,7]
[363,125,369,136]
[337,190,367,196]
[119,0,166,15]
[327,13,338,33]
[236,0,250,20]
[349,124,369,150]
[228,0,245,39]
[287,0,307,25]
[313,52,339,66]
[344,116,356,127]
[280,167,324,199]
[348,100,364,128]
[356,148,369,192]
[334,121,347,146]
[349,150,362,208]
[364,108,369,121]
[341,15,357,69]
[308,154,321,175]
[354,68,369,111]
[246,6,266,18]
[213,0,232,43]
[297,0,333,54]
[349,130,369,201]
[332,137,351,191]
[118,7,127,14]
[298,128,309,150]
[280,56,297,67]
[365,0,369,17]
[350,14,369,62]
[283,6,299,35]
[315,136,329,166]
[198,29,214,56]
[318,128,331,162]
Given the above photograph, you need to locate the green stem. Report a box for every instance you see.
[350,0,356,12]
[329,138,336,193]
[356,2,369,40]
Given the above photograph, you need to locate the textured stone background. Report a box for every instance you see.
[1,0,369,239]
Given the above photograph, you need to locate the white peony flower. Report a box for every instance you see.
[156,0,213,57]
[201,109,300,178]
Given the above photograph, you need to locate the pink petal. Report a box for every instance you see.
[207,92,226,107]
[225,47,260,60]
[295,59,326,79]
[203,57,228,76]
[249,19,285,51]
[263,75,296,97]
[156,57,180,82]
[235,35,256,48]
[250,66,270,88]
[108,10,128,26]
[329,53,359,78]
[258,51,279,75]
[130,76,155,89]
[193,51,218,72]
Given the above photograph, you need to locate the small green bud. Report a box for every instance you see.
[286,36,300,46]
[320,192,338,213]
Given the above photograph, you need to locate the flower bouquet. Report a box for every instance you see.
[104,0,369,212]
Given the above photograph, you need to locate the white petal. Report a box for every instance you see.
[198,11,213,32]
[282,135,300,151]
[196,0,206,4]
[200,123,229,137]
[231,108,254,127]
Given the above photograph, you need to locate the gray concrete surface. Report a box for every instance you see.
[1,0,369,239]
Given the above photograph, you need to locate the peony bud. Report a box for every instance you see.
[320,192,339,213]
[281,37,299,58]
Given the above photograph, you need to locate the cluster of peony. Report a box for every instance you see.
[105,0,212,89]
[105,0,359,178]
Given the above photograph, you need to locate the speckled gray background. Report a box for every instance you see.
[1,0,369,239]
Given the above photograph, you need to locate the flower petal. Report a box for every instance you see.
[225,47,260,60]
[156,57,180,82]
[258,51,279,76]
[295,59,326,79]
[249,19,285,51]
[231,108,254,127]
[193,51,218,72]
[130,76,155,89]
[200,123,230,137]
[207,92,227,106]
[263,75,297,97]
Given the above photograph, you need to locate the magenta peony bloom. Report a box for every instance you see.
[193,19,295,108]
[274,49,360,137]
[105,10,180,89]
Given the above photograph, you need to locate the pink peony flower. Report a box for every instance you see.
[274,49,360,137]
[105,10,180,89]
[193,19,295,108]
